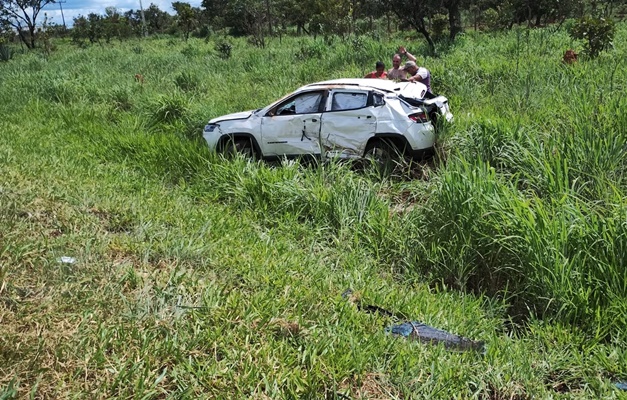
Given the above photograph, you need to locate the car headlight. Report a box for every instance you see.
[204,124,218,133]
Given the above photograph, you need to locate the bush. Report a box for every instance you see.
[215,41,232,59]
[297,40,325,61]
[110,86,133,111]
[180,44,202,58]
[0,44,13,62]
[569,17,615,58]
[149,94,190,125]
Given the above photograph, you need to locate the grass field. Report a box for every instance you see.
[1,25,627,398]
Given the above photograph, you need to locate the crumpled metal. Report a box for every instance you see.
[386,321,485,352]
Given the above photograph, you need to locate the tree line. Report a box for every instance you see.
[1,0,625,53]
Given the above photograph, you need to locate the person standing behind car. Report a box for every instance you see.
[387,53,406,81]
[387,46,415,81]
[364,61,388,79]
[403,60,432,95]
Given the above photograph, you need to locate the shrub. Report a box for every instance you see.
[568,17,615,58]
[110,87,133,111]
[215,41,232,59]
[0,44,13,62]
[297,40,325,60]
[149,94,190,125]
[181,44,202,58]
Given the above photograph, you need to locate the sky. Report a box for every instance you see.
[41,0,202,27]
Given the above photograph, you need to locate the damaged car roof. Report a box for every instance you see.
[302,78,429,96]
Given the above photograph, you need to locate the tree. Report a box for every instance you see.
[385,0,436,53]
[0,0,55,48]
[172,2,198,40]
[102,7,120,43]
[443,0,463,39]
[357,0,386,33]
[569,16,615,58]
[143,3,173,35]
[0,14,10,38]
[70,15,88,44]
[201,0,230,30]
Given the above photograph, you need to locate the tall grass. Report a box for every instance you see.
[2,26,627,398]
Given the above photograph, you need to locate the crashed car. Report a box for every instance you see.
[203,78,452,161]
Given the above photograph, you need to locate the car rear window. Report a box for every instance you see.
[331,92,368,111]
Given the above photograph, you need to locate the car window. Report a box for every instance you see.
[275,92,323,116]
[331,92,368,111]
[373,93,385,107]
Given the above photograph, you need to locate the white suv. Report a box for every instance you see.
[203,78,452,161]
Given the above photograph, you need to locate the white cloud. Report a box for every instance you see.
[41,0,202,27]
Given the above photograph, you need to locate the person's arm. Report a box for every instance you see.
[398,46,417,62]
[408,68,428,83]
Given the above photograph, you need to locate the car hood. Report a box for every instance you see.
[209,110,254,123]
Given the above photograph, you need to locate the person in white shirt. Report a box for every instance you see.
[402,60,432,95]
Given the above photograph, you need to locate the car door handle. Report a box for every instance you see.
[311,119,318,122]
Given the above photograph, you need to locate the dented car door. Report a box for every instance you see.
[260,90,325,157]
[320,90,377,159]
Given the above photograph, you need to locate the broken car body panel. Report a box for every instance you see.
[203,78,452,160]
[321,89,377,158]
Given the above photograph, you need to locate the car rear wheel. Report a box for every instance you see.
[364,139,399,174]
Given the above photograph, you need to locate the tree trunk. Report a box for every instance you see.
[17,29,33,49]
[414,20,435,55]
[447,0,463,40]
[265,0,272,35]
[28,26,36,49]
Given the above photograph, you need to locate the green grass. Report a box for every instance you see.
[1,27,627,398]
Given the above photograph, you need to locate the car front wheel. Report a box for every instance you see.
[221,137,256,159]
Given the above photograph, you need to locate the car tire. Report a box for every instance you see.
[222,137,256,159]
[364,139,399,173]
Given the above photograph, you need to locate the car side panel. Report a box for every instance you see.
[377,97,435,151]
[320,107,377,158]
[260,114,322,157]
[318,90,378,159]
[373,97,410,135]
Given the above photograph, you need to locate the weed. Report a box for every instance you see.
[110,86,133,111]
[297,40,325,60]
[148,94,190,125]
[174,71,201,92]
